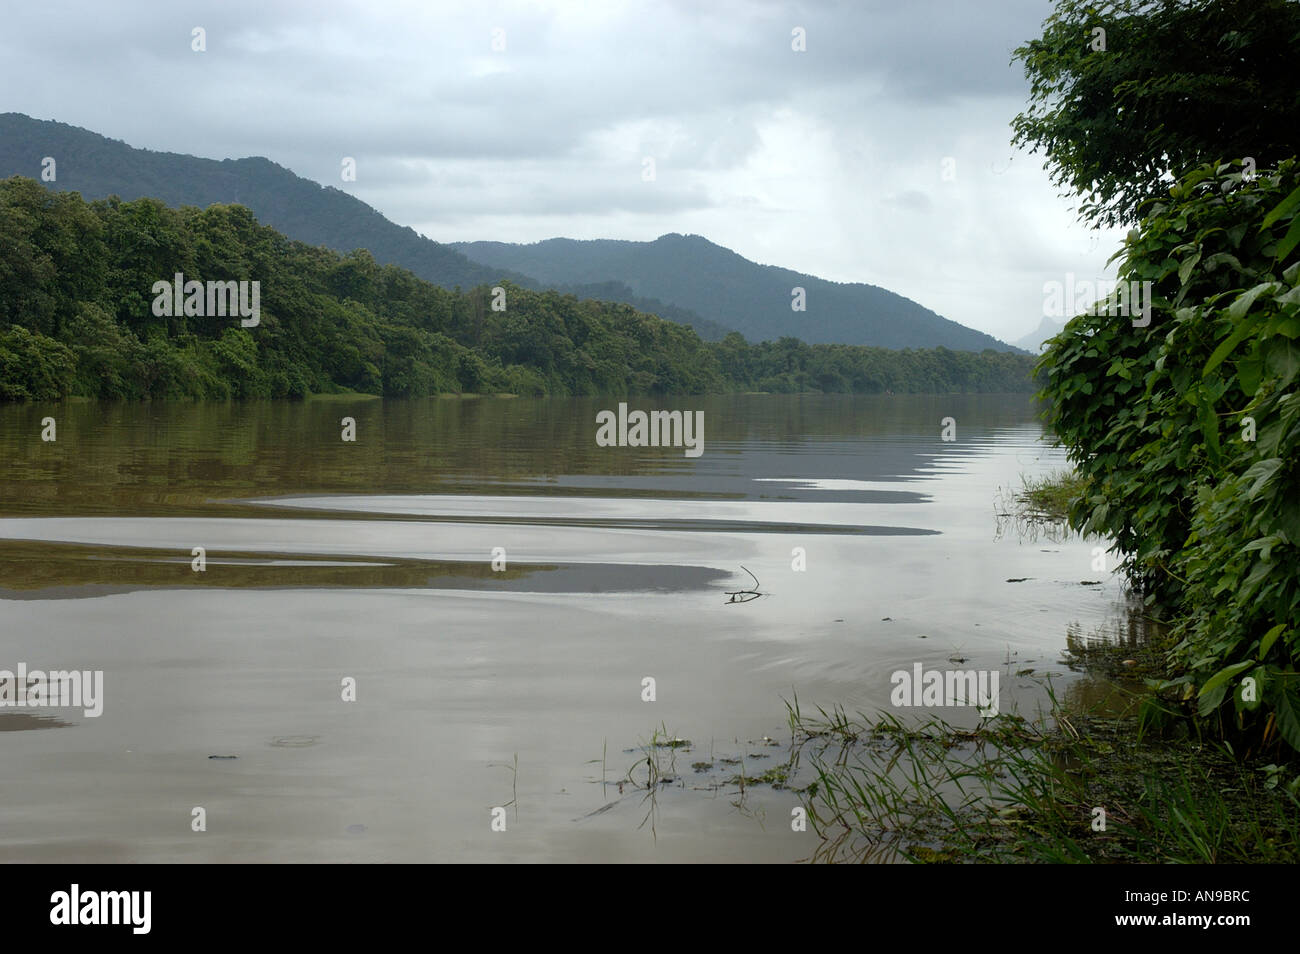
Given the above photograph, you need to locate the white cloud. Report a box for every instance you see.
[0,0,1125,344]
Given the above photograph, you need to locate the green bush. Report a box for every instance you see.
[1040,158,1300,749]
[0,325,75,400]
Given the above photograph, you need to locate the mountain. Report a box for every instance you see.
[0,113,739,340]
[0,176,1039,401]
[0,112,534,292]
[453,235,1021,352]
[1014,316,1068,353]
[0,113,1016,352]
[0,175,726,400]
[550,280,734,340]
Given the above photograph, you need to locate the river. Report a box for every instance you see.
[0,393,1129,862]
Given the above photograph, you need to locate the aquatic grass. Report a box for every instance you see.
[786,685,1300,864]
[584,737,609,794]
[992,470,1089,544]
[618,723,691,838]
[1015,469,1089,522]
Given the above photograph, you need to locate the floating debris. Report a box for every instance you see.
[725,565,762,604]
[727,765,790,789]
[578,800,619,821]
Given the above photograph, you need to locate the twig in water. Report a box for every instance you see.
[725,564,763,604]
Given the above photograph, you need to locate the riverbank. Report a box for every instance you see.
[783,472,1299,863]
[787,632,1300,863]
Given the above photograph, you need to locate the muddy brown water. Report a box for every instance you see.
[0,394,1131,862]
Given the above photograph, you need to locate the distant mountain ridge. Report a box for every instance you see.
[0,112,535,291]
[0,112,1019,352]
[0,113,741,341]
[454,235,1021,352]
[549,280,735,340]
[1014,315,1068,353]
[0,175,1040,401]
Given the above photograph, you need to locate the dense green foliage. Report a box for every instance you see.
[0,177,1038,401]
[454,235,1021,351]
[1040,159,1300,750]
[1,113,1014,352]
[1012,0,1300,228]
[712,333,1035,394]
[0,112,536,293]
[0,115,733,342]
[552,279,735,341]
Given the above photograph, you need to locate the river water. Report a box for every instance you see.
[0,394,1129,862]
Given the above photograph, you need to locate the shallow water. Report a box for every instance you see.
[0,394,1129,862]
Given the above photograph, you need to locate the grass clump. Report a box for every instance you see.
[785,684,1300,863]
[1016,469,1089,522]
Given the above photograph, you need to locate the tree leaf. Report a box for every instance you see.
[1236,352,1263,394]
[1275,214,1300,261]
[1273,687,1300,754]
[1204,323,1254,376]
[1265,337,1300,389]
[1262,183,1300,229]
[1242,534,1282,559]
[1198,660,1254,698]
[1258,623,1286,660]
[1226,282,1280,322]
[1197,681,1229,718]
[1242,458,1283,498]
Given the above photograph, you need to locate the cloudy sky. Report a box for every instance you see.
[1,0,1129,346]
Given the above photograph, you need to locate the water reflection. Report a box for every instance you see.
[0,393,1138,862]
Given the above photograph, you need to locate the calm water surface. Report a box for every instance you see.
[0,394,1128,862]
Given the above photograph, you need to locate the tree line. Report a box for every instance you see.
[0,177,1037,402]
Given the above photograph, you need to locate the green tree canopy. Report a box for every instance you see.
[1039,158,1300,749]
[1012,0,1300,228]
[0,176,1040,401]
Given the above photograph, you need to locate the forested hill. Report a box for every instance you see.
[550,279,735,340]
[0,112,534,292]
[453,235,1021,351]
[0,114,1017,351]
[0,177,1038,400]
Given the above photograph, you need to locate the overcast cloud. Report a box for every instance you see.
[0,0,1129,345]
